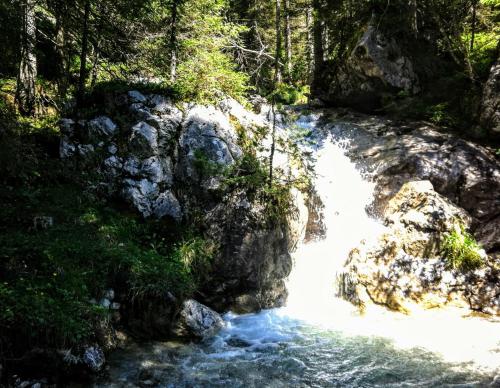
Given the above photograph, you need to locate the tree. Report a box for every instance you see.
[16,0,38,116]
[168,0,181,82]
[284,0,292,78]
[76,0,91,107]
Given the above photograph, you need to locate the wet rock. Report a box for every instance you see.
[327,113,500,252]
[173,299,224,339]
[339,181,499,315]
[201,191,292,312]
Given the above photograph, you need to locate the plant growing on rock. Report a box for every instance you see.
[441,224,485,272]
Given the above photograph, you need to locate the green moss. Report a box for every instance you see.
[441,225,485,272]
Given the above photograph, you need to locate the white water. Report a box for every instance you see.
[102,115,500,387]
[280,125,500,371]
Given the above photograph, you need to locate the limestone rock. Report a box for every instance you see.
[153,191,182,221]
[173,299,224,339]
[128,90,147,103]
[328,25,419,110]
[338,181,499,315]
[177,105,243,182]
[129,122,159,156]
[87,116,117,140]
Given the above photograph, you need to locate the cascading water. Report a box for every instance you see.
[100,114,500,387]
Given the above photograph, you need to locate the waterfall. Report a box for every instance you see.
[283,133,386,324]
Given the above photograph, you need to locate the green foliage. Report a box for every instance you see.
[222,154,296,222]
[271,83,309,106]
[426,103,457,127]
[0,183,213,348]
[441,225,485,272]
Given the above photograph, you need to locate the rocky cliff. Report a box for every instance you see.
[60,90,308,320]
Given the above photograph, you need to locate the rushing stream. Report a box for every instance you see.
[100,115,500,387]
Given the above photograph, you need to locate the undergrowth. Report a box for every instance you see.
[441,224,485,272]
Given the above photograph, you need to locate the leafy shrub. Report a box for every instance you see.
[272,83,309,105]
[441,225,485,271]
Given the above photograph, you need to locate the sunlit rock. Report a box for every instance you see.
[173,299,224,339]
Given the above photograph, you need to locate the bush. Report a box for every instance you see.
[0,183,212,349]
[441,225,485,271]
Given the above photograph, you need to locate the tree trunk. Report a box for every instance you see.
[470,0,478,52]
[169,0,179,83]
[311,0,324,95]
[275,0,282,84]
[77,0,91,107]
[284,0,292,79]
[306,5,314,82]
[54,0,69,98]
[409,0,418,37]
[16,0,37,116]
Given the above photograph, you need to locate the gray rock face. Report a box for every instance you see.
[177,105,243,183]
[130,122,159,156]
[328,25,419,110]
[480,53,500,136]
[173,299,224,339]
[87,116,117,140]
[202,191,292,313]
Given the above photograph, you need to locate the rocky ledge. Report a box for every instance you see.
[316,110,499,315]
[60,90,309,320]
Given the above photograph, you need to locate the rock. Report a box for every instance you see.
[177,105,243,182]
[87,116,117,140]
[100,298,111,308]
[338,181,499,315]
[173,299,224,339]
[128,90,147,103]
[104,289,115,300]
[480,51,500,136]
[153,191,182,221]
[59,118,75,135]
[130,122,159,156]
[122,179,160,218]
[141,156,167,184]
[326,113,500,252]
[78,144,95,158]
[327,25,419,110]
[108,144,118,155]
[201,191,292,312]
[287,188,309,251]
[82,345,105,372]
[60,138,76,158]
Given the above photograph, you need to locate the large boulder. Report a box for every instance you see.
[338,181,498,315]
[479,52,500,136]
[328,25,419,110]
[172,299,224,339]
[176,104,243,186]
[201,190,293,313]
